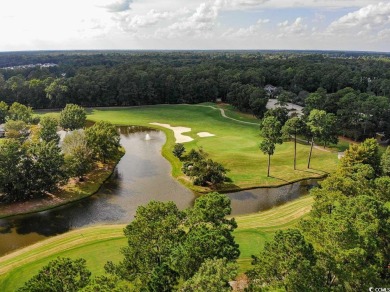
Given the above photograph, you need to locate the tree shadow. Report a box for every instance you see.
[295,168,329,175]
[268,175,289,182]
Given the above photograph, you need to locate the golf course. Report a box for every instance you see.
[0,103,340,290]
[87,103,338,191]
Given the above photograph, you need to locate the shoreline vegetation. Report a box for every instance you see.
[0,148,125,219]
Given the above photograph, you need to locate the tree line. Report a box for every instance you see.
[1,51,390,140]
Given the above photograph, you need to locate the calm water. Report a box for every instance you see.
[0,127,316,256]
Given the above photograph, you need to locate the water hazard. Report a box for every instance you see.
[0,126,317,256]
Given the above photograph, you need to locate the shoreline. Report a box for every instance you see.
[0,149,125,220]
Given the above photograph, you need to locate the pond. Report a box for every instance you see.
[0,127,317,256]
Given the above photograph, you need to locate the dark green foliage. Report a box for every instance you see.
[81,275,131,292]
[85,121,120,163]
[264,107,289,126]
[181,258,237,292]
[18,257,91,292]
[173,143,185,159]
[248,229,322,292]
[381,146,390,176]
[7,102,33,123]
[59,104,86,131]
[39,116,59,144]
[106,193,239,290]
[0,140,68,202]
[301,196,390,290]
[62,130,93,179]
[110,201,184,290]
[259,115,283,176]
[182,150,228,186]
[174,193,239,279]
[0,100,8,123]
[1,52,390,140]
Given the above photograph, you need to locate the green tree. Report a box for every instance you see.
[259,116,282,177]
[59,103,86,131]
[0,101,8,123]
[301,195,390,290]
[108,201,184,291]
[0,139,23,202]
[7,102,33,123]
[380,146,390,176]
[248,229,322,291]
[173,143,186,159]
[264,107,289,126]
[39,116,59,144]
[62,130,94,180]
[0,140,67,202]
[81,275,132,292]
[181,258,237,292]
[45,78,68,108]
[282,116,305,170]
[340,138,381,176]
[174,193,239,279]
[306,109,338,168]
[4,120,28,139]
[85,121,120,163]
[18,257,91,292]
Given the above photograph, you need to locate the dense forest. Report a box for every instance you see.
[1,50,390,140]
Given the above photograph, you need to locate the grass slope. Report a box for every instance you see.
[0,225,127,291]
[233,195,314,272]
[0,195,313,290]
[87,104,338,191]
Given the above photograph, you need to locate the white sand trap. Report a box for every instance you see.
[197,132,215,138]
[150,122,194,143]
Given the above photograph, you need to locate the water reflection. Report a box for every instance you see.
[0,127,318,256]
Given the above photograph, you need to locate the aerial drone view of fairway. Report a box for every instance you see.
[87,103,338,191]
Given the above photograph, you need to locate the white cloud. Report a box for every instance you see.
[103,0,133,13]
[223,19,270,38]
[117,9,186,32]
[327,2,390,35]
[278,17,308,36]
[157,2,220,38]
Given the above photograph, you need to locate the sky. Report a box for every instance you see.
[0,0,389,52]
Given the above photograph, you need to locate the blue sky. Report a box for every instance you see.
[0,0,389,51]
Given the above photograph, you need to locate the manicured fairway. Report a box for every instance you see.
[233,195,314,272]
[0,195,314,290]
[0,225,127,291]
[87,104,338,191]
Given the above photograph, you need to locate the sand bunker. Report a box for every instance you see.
[150,122,194,143]
[197,132,215,137]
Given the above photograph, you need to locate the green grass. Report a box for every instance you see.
[233,195,314,272]
[86,104,338,191]
[0,195,314,290]
[0,225,127,291]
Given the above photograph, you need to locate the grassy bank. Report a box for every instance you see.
[87,104,338,191]
[233,195,314,272]
[0,149,124,219]
[0,195,313,290]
